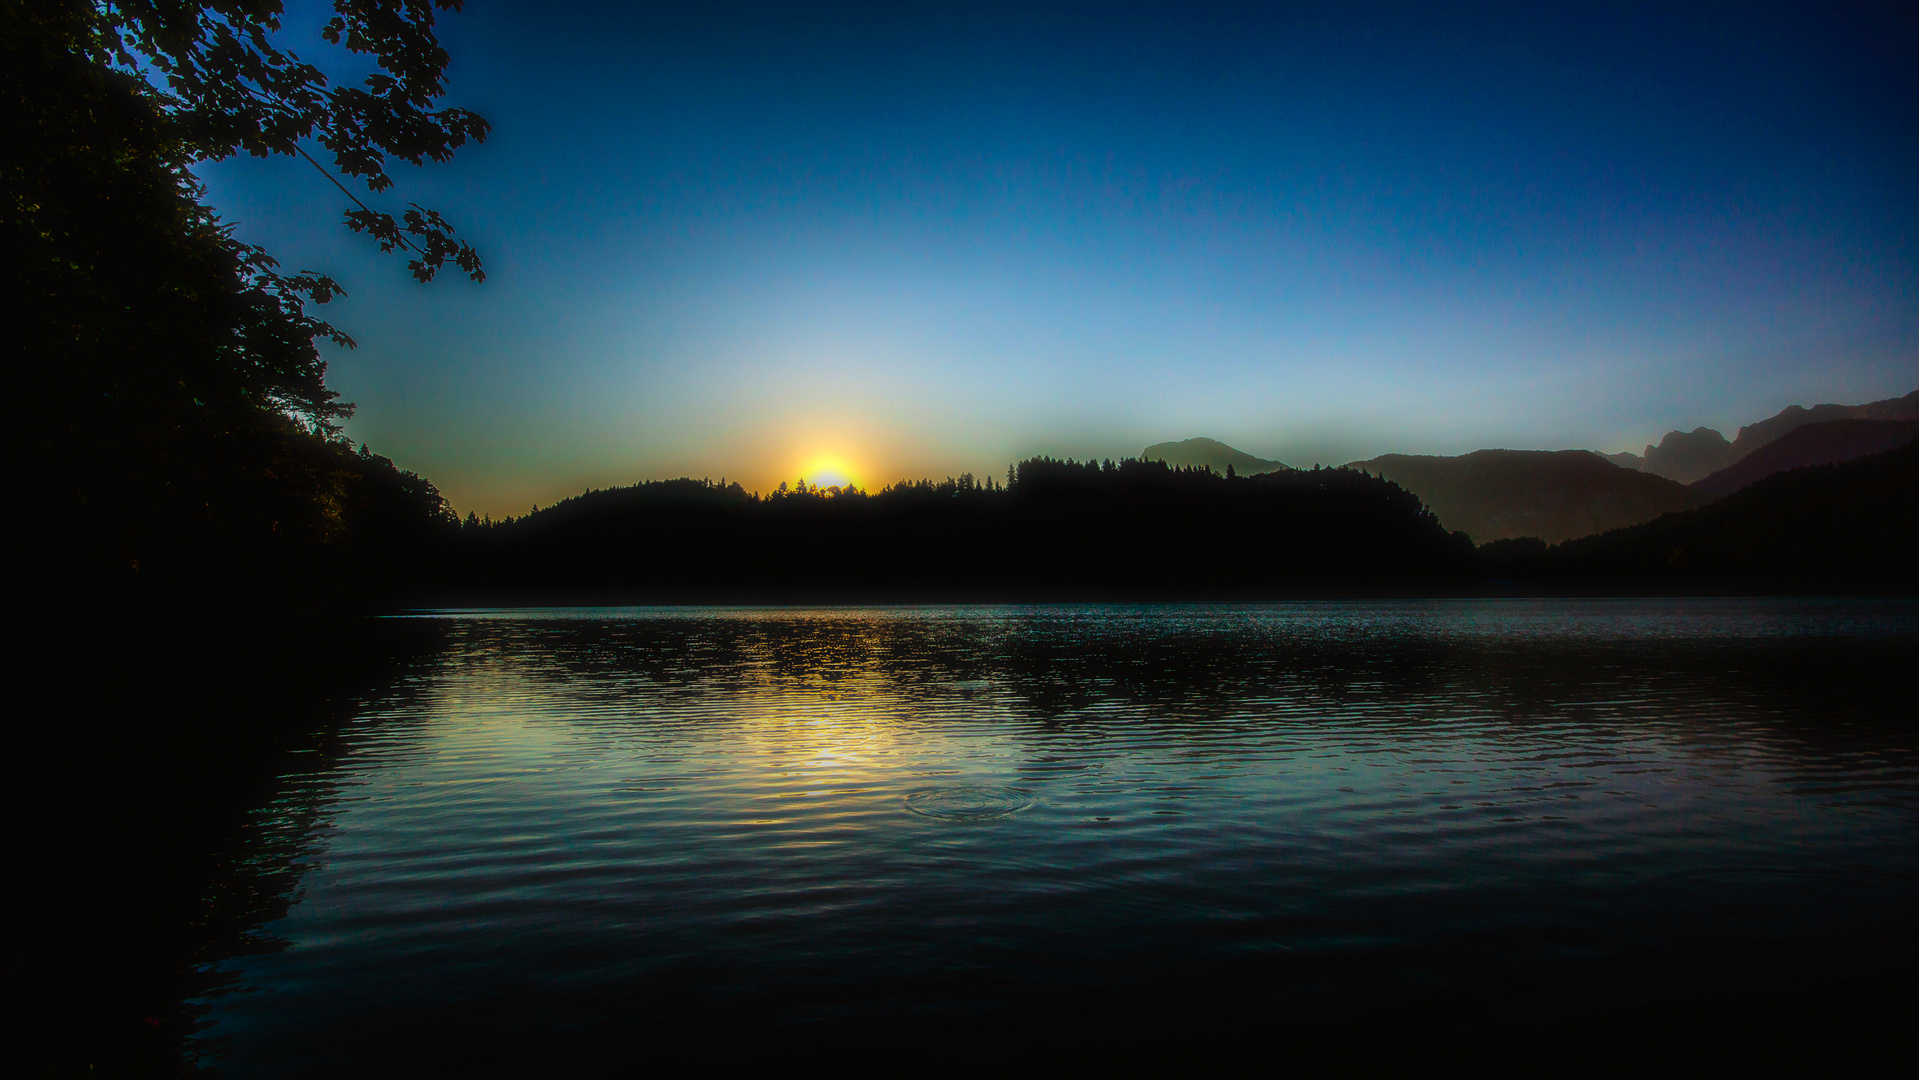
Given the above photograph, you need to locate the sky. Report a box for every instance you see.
[198,0,1919,516]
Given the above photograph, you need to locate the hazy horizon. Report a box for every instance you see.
[195,1,1919,517]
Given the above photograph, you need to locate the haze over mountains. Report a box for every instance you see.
[1148,388,1919,546]
[1341,450,1706,544]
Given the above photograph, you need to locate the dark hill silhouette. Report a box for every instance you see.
[1548,439,1919,588]
[1692,419,1919,497]
[1342,450,1708,544]
[1142,438,1289,475]
[454,458,1474,602]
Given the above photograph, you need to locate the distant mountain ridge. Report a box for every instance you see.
[1636,389,1919,483]
[1549,438,1919,587]
[1691,419,1919,497]
[1343,449,1706,544]
[1146,388,1918,548]
[1731,388,1919,454]
[1141,438,1289,475]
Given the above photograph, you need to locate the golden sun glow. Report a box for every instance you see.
[800,458,858,491]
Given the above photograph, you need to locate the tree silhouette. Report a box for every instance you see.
[87,0,489,287]
[5,0,482,601]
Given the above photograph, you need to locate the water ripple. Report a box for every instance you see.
[188,600,1919,1074]
[902,785,1040,821]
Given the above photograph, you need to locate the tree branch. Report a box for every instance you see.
[296,143,420,255]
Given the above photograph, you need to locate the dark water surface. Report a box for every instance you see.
[187,600,1918,1072]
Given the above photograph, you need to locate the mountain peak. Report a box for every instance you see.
[1643,427,1736,484]
[1141,437,1289,475]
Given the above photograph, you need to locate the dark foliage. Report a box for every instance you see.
[454,458,1480,602]
[5,0,472,605]
[6,1,351,429]
[1478,536,1548,581]
[86,0,488,284]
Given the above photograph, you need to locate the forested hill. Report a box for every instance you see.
[450,458,1479,602]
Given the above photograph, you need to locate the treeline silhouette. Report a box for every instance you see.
[448,457,1479,602]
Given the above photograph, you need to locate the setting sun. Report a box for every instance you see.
[801,459,857,490]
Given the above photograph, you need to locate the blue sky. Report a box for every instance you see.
[199,1,1919,515]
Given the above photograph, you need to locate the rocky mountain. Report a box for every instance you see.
[1691,419,1919,497]
[1636,389,1919,483]
[1344,449,1708,544]
[1141,438,1289,475]
[1730,388,1919,456]
[1642,427,1739,484]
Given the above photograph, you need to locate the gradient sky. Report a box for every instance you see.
[198,0,1919,516]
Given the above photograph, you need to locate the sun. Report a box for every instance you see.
[801,458,857,490]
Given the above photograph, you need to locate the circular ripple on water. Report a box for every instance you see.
[902,785,1038,821]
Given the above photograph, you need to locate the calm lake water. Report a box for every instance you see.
[186,600,1919,1072]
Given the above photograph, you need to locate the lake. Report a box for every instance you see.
[184,600,1919,1073]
